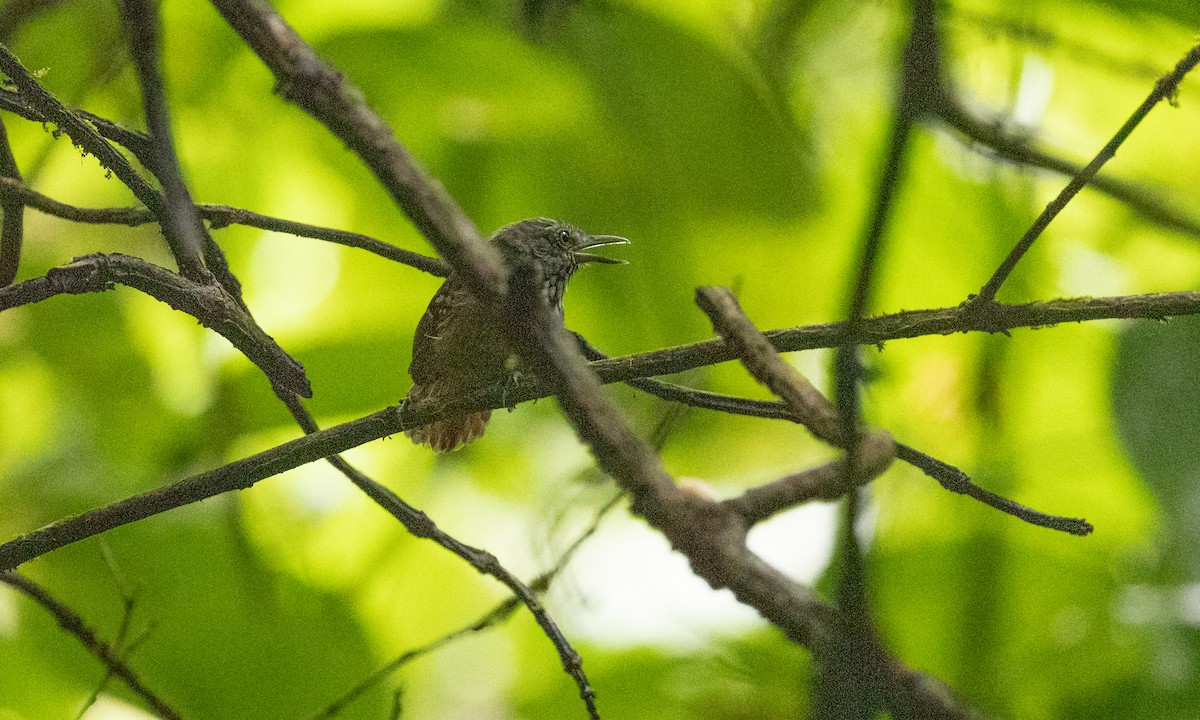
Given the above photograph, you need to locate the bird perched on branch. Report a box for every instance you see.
[405,218,628,452]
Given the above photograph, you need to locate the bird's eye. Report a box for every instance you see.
[558,230,571,244]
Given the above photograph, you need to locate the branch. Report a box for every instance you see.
[496,237,971,718]
[577,334,1092,535]
[970,42,1200,305]
[695,286,896,520]
[121,0,207,279]
[0,571,182,720]
[309,489,623,720]
[0,115,21,285]
[274,392,597,719]
[937,99,1200,240]
[207,0,499,293]
[0,177,448,275]
[0,44,162,218]
[1,288,1184,568]
[0,253,311,396]
[584,290,1200,381]
[724,434,896,526]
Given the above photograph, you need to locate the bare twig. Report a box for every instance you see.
[0,44,162,221]
[204,204,448,275]
[893,444,1092,534]
[274,392,597,720]
[577,335,1092,534]
[970,42,1200,306]
[0,253,311,396]
[121,0,206,279]
[207,0,498,294]
[0,572,182,720]
[0,178,448,275]
[310,490,623,720]
[0,115,21,285]
[2,288,1185,568]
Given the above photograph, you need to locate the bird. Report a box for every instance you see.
[405,218,628,452]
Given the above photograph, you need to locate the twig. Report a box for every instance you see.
[204,204,448,275]
[893,444,1092,534]
[310,489,624,720]
[0,253,312,396]
[120,0,207,279]
[3,287,1186,568]
[970,42,1200,306]
[937,99,1200,240]
[274,392,598,720]
[0,178,448,275]
[577,334,1091,534]
[75,544,145,720]
[0,115,21,285]
[207,0,499,294]
[0,44,162,218]
[0,571,182,720]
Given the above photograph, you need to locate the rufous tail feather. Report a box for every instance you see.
[405,384,491,452]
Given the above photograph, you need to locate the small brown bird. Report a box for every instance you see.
[405,218,628,451]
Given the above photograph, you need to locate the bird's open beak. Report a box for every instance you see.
[573,234,629,265]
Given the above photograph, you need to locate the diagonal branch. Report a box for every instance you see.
[0,115,22,285]
[0,571,182,720]
[0,253,311,396]
[207,0,499,294]
[275,392,597,719]
[969,42,1200,306]
[121,0,207,280]
[1,289,1189,569]
[0,177,448,276]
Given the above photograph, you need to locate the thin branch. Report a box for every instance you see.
[204,204,448,276]
[0,44,162,217]
[893,444,1092,534]
[0,115,21,285]
[936,99,1200,239]
[274,392,597,720]
[1,289,1186,568]
[970,42,1200,306]
[577,335,1092,534]
[0,253,311,396]
[120,0,206,279]
[310,489,623,720]
[0,178,448,275]
[0,572,182,720]
[207,0,499,294]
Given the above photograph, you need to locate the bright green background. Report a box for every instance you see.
[2,0,1199,718]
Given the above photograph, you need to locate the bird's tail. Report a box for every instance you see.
[404,383,491,452]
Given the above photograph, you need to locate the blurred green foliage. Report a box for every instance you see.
[1,0,1199,718]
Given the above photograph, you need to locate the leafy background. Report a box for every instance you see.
[1,0,1199,718]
